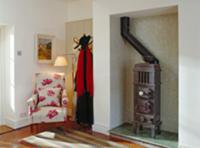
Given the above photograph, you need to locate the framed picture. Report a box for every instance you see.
[36,34,55,63]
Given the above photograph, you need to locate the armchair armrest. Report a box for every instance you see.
[27,94,38,115]
[61,89,69,107]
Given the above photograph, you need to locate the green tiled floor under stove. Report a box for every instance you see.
[110,123,178,148]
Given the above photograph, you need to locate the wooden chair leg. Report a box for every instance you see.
[30,116,34,133]
[64,119,68,130]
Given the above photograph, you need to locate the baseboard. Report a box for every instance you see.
[179,145,191,148]
[92,123,110,135]
[5,116,30,129]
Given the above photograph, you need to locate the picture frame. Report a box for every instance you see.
[36,34,55,64]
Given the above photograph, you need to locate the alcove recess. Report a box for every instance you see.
[110,6,178,133]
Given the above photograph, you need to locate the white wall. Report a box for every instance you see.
[179,0,200,147]
[66,0,92,22]
[0,0,68,128]
[93,0,178,134]
[0,27,3,124]
[110,16,126,128]
[93,0,200,147]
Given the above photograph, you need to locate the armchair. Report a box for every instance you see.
[27,73,68,125]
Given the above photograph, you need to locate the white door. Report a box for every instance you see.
[0,26,14,125]
[0,26,6,125]
[0,27,2,124]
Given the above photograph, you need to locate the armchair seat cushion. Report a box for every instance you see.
[31,106,67,123]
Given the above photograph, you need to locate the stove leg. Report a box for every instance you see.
[138,124,142,130]
[156,125,161,134]
[134,123,140,135]
[151,126,156,138]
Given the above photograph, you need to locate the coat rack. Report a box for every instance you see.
[73,34,93,50]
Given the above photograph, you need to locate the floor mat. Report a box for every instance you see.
[21,128,130,148]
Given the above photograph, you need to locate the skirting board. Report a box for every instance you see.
[5,116,30,129]
[92,123,110,135]
[179,145,192,148]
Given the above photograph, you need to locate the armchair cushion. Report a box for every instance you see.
[31,106,67,123]
[37,87,61,108]
[35,73,65,93]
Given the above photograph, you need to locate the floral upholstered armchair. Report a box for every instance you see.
[27,73,68,124]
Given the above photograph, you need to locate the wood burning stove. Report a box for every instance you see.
[134,63,161,137]
[121,17,161,138]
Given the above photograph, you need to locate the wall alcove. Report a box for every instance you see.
[109,6,178,147]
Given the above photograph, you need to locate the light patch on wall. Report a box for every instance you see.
[9,28,15,112]
[0,25,15,124]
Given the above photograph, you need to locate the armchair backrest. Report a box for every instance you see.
[35,73,65,93]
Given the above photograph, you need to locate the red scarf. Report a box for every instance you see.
[76,46,93,97]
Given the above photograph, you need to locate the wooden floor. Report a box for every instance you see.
[0,125,13,135]
[0,121,145,148]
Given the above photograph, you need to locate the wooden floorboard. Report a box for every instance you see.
[0,121,145,148]
[0,125,13,135]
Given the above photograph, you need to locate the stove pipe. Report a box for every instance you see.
[121,17,159,64]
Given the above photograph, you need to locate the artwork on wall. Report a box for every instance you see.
[36,34,54,63]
